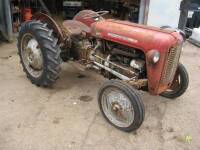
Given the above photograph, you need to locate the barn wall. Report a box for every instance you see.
[147,0,182,28]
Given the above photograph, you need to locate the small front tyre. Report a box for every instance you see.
[160,63,189,99]
[98,80,145,132]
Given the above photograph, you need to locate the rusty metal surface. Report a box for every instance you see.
[32,11,184,95]
[91,19,183,95]
[63,20,91,36]
[160,44,182,84]
[108,19,175,34]
[74,10,99,19]
[73,10,103,21]
[32,13,64,43]
[169,72,180,90]
[111,48,138,58]
[91,20,179,52]
[73,10,104,27]
[128,79,148,89]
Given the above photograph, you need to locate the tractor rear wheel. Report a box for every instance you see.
[18,20,62,87]
[98,80,145,132]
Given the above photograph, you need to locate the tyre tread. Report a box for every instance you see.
[17,20,61,87]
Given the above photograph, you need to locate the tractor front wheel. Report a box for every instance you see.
[98,80,145,132]
[161,63,189,99]
[18,20,62,87]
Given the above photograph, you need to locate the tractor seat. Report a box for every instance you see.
[63,20,91,36]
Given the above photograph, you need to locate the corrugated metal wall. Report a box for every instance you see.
[0,0,13,42]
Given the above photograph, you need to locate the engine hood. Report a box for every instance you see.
[91,19,183,52]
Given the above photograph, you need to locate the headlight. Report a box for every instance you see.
[152,51,160,63]
[147,50,160,64]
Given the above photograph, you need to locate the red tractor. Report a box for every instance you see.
[17,10,189,132]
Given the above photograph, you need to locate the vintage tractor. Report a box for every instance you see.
[17,10,189,132]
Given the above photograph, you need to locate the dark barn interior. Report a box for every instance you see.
[11,0,141,33]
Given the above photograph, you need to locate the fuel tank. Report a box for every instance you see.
[91,19,182,53]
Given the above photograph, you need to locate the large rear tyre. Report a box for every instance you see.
[160,63,189,99]
[18,20,62,87]
[98,80,145,132]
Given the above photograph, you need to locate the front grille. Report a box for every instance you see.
[160,44,182,84]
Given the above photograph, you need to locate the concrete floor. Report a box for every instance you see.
[0,41,200,150]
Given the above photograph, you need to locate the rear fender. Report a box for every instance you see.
[32,13,64,43]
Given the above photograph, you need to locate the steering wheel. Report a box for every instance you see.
[82,11,109,19]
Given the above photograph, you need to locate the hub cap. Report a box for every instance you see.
[21,34,43,78]
[27,39,43,70]
[101,87,134,128]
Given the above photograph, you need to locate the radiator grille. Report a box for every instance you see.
[161,44,182,84]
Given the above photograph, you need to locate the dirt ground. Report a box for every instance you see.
[0,41,200,150]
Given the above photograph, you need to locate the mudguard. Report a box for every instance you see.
[32,13,65,43]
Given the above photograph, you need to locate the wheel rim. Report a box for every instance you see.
[21,33,43,78]
[163,72,182,94]
[101,87,134,128]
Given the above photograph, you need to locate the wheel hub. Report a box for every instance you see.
[111,102,124,118]
[102,89,134,128]
[112,102,121,112]
[26,39,43,70]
